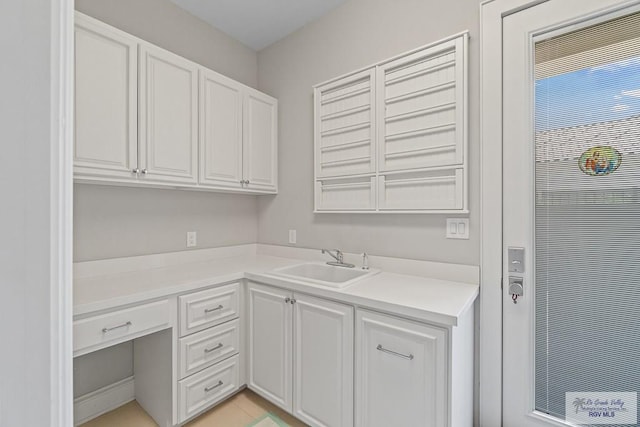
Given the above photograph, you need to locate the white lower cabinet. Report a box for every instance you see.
[355,309,448,427]
[247,283,293,410]
[293,293,354,427]
[247,282,354,427]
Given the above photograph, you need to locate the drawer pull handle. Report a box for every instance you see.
[204,305,223,314]
[101,321,132,333]
[376,344,414,360]
[204,343,223,354]
[204,380,223,392]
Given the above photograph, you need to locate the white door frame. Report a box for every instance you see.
[50,0,74,425]
[479,1,640,425]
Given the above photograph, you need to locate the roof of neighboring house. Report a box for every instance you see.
[536,114,640,162]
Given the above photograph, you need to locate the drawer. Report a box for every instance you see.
[74,299,170,354]
[179,283,240,337]
[179,318,240,379]
[179,354,240,422]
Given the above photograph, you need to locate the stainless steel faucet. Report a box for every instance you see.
[321,249,355,268]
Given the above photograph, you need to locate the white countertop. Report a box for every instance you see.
[74,251,478,327]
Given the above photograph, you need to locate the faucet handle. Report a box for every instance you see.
[361,252,369,270]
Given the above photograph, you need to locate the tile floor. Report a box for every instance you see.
[80,389,307,427]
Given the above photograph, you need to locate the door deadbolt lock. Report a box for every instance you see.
[508,276,524,304]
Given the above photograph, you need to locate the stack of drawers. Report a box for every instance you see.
[177,282,241,422]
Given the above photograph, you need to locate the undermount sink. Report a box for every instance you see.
[267,263,380,288]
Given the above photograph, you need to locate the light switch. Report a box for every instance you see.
[288,229,297,244]
[446,218,469,239]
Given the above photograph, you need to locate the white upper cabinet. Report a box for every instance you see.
[74,14,138,180]
[314,33,468,213]
[199,78,278,193]
[243,89,278,193]
[199,69,244,189]
[138,44,199,185]
[74,12,278,194]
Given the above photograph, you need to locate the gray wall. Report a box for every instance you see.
[257,0,481,265]
[0,0,67,424]
[73,0,260,398]
[74,185,258,262]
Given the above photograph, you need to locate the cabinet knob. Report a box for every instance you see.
[141,169,148,174]
[132,168,140,174]
[285,297,291,303]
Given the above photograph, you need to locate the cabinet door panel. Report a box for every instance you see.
[356,309,447,427]
[139,44,198,184]
[294,294,354,427]
[247,282,292,411]
[378,168,464,211]
[377,36,466,173]
[199,70,243,188]
[74,15,138,180]
[243,90,278,192]
[315,69,376,179]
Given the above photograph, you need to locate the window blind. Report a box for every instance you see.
[534,11,640,426]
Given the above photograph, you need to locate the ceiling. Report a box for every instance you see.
[170,0,347,51]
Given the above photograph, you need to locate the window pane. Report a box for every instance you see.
[534,12,640,425]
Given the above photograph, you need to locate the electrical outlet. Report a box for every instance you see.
[446,218,469,239]
[288,229,297,244]
[186,231,197,247]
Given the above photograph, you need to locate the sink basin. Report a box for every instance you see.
[267,263,379,288]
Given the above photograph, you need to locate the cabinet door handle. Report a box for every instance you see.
[102,321,132,333]
[204,343,223,354]
[204,305,223,314]
[376,344,414,360]
[285,297,291,303]
[204,380,223,392]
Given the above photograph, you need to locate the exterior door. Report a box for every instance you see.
[503,1,640,425]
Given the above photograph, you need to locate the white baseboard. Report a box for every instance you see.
[74,376,135,426]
